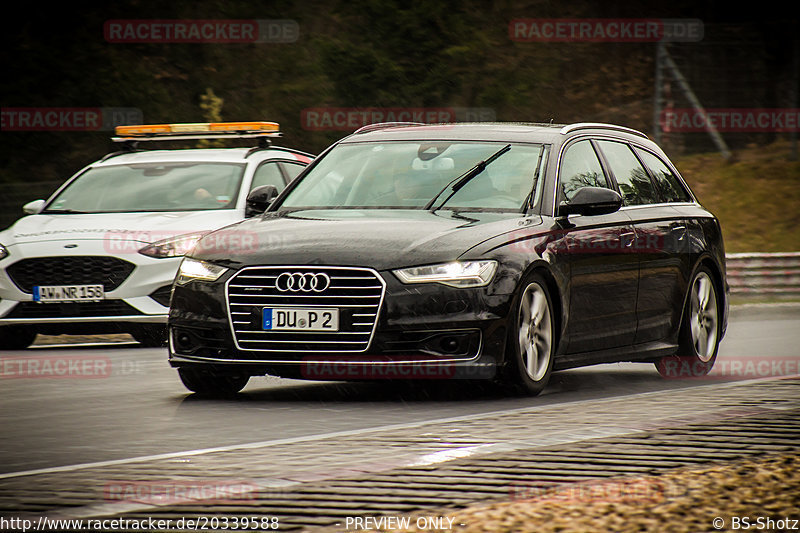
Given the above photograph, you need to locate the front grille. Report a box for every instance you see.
[6,300,143,319]
[6,256,136,294]
[227,266,386,353]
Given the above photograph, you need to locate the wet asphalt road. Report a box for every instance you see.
[1,304,798,476]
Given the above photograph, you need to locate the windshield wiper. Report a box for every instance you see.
[42,209,91,214]
[520,145,546,212]
[424,144,511,211]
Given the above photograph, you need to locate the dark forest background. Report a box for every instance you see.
[1,1,798,191]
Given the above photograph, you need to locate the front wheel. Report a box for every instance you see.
[502,273,555,396]
[656,267,721,378]
[0,327,37,350]
[178,367,250,395]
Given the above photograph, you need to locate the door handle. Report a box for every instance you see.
[671,224,687,240]
[619,231,636,248]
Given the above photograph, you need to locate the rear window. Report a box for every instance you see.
[595,140,659,206]
[634,148,692,203]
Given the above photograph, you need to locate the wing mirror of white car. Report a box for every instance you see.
[245,185,279,217]
[23,199,46,214]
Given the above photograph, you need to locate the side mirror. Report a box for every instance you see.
[558,187,622,217]
[245,185,279,217]
[23,199,46,215]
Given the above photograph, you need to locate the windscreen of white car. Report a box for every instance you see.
[279,142,547,212]
[43,162,246,213]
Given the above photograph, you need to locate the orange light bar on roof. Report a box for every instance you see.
[169,123,210,133]
[114,121,280,136]
[115,124,172,135]
[208,121,280,132]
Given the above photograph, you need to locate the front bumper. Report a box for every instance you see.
[0,240,180,332]
[168,266,514,378]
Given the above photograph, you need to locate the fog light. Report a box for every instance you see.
[175,330,195,351]
[439,337,461,354]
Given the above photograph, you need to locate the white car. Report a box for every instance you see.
[0,122,312,349]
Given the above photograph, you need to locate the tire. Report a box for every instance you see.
[656,266,721,378]
[502,273,556,396]
[130,325,167,348]
[0,327,37,350]
[177,367,250,395]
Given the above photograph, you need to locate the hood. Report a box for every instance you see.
[192,209,542,271]
[1,210,244,247]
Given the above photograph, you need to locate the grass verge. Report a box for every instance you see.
[362,453,799,533]
[674,141,800,253]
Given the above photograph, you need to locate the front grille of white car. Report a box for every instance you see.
[6,256,135,293]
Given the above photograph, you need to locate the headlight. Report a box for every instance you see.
[138,232,208,258]
[175,257,229,285]
[394,260,498,288]
[0,244,8,261]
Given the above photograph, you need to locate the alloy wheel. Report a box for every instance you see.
[517,282,553,382]
[689,271,718,363]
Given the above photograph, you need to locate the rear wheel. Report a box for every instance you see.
[178,367,249,395]
[0,327,37,350]
[503,273,555,395]
[656,267,720,378]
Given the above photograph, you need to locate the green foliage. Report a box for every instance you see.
[198,88,225,148]
[1,0,796,207]
[675,142,800,253]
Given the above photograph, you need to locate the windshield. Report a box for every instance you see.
[44,162,246,213]
[279,141,547,212]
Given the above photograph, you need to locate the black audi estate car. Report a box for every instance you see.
[168,122,728,395]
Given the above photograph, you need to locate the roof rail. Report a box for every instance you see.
[98,148,140,162]
[559,122,648,139]
[98,140,142,161]
[245,144,315,160]
[353,122,425,134]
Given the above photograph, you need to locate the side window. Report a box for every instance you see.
[559,140,609,201]
[250,162,285,192]
[596,140,659,206]
[634,148,692,203]
[281,162,306,182]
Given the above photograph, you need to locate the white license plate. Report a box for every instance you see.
[33,284,105,303]
[263,307,339,331]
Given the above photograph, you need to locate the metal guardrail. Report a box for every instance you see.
[727,252,800,298]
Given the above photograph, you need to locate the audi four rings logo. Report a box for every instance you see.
[275,272,331,292]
